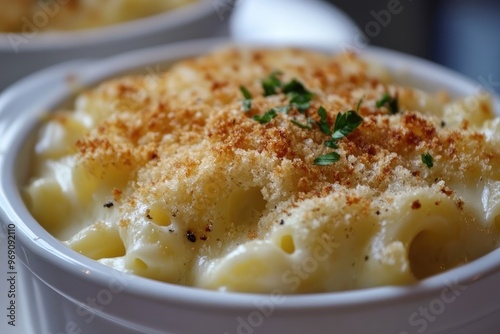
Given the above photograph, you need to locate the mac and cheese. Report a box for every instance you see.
[24,48,500,293]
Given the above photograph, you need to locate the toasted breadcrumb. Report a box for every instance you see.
[27,47,500,292]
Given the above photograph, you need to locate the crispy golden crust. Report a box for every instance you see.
[29,47,500,290]
[76,48,498,208]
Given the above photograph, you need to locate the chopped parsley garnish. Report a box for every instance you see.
[331,110,364,141]
[421,153,434,169]
[376,92,399,114]
[290,119,313,130]
[253,73,366,166]
[253,109,278,124]
[261,71,282,96]
[239,85,252,111]
[324,139,338,149]
[314,102,363,166]
[316,106,331,135]
[314,152,340,165]
[282,79,310,95]
[260,72,315,110]
[288,92,312,112]
[283,79,314,112]
[253,106,287,124]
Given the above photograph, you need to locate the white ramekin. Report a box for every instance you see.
[0,0,229,91]
[1,38,500,334]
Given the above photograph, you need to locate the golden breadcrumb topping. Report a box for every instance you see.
[26,47,500,293]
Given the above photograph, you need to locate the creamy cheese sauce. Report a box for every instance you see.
[24,48,500,293]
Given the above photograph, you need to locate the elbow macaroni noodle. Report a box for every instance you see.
[24,48,500,293]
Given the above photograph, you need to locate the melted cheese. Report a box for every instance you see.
[24,47,500,293]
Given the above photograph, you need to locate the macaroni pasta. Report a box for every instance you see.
[24,48,500,293]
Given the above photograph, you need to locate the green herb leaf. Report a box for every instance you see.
[314,152,341,166]
[289,92,312,112]
[240,85,252,100]
[290,119,312,130]
[283,79,314,112]
[375,93,390,108]
[316,106,331,135]
[253,109,278,124]
[324,139,339,149]
[282,79,309,95]
[331,110,364,141]
[239,85,252,111]
[421,153,434,169]
[262,71,282,96]
[376,93,399,114]
[313,102,363,166]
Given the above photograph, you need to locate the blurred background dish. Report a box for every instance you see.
[0,0,197,32]
[0,0,202,33]
[0,0,232,91]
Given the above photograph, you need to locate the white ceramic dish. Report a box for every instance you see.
[1,38,500,334]
[0,0,228,91]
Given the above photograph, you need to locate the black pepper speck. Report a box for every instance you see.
[186,230,196,243]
